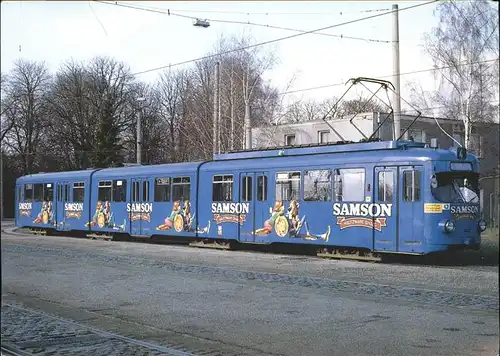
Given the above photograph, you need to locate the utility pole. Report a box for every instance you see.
[213,62,220,156]
[392,3,402,140]
[0,152,3,221]
[136,97,146,164]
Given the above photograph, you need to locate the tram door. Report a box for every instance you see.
[56,182,70,231]
[373,167,398,252]
[129,178,150,236]
[238,172,269,242]
[398,166,424,253]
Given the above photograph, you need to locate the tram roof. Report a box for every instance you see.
[16,169,97,183]
[213,140,427,160]
[92,162,202,178]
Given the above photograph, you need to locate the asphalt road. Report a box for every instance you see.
[1,228,499,356]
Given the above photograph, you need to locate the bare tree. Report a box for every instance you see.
[2,59,52,174]
[422,0,499,149]
[47,57,137,169]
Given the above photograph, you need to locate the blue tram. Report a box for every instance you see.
[14,140,487,257]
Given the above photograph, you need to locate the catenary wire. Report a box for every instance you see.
[95,1,389,43]
[120,2,392,16]
[278,58,500,95]
[93,0,438,78]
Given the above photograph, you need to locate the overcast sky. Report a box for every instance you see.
[1,1,442,110]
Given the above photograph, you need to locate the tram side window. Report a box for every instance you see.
[142,181,150,202]
[333,168,365,202]
[241,176,252,201]
[98,181,112,201]
[257,176,268,201]
[304,170,331,201]
[403,170,421,202]
[213,175,233,201]
[154,178,170,202]
[112,180,126,202]
[275,172,301,201]
[378,171,394,202]
[24,184,33,201]
[43,183,54,201]
[173,177,191,201]
[73,182,85,202]
[17,186,22,202]
[132,181,140,202]
[33,183,44,201]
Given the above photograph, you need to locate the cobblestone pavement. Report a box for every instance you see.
[1,231,499,356]
[1,303,195,356]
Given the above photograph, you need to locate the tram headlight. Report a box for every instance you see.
[478,219,487,232]
[444,220,456,233]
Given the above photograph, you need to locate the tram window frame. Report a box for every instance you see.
[43,183,54,201]
[241,176,253,202]
[132,181,140,202]
[33,183,44,201]
[333,168,365,202]
[213,175,233,202]
[73,182,85,202]
[403,170,421,202]
[65,184,70,201]
[303,169,332,201]
[257,176,268,201]
[275,171,301,201]
[98,180,113,201]
[112,180,126,202]
[172,177,191,201]
[377,171,394,202]
[24,184,33,202]
[154,177,171,202]
[142,181,150,202]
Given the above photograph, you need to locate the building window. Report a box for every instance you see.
[333,168,365,202]
[213,175,233,201]
[409,129,423,143]
[73,182,85,202]
[318,130,329,144]
[172,177,190,201]
[154,177,170,202]
[452,132,483,157]
[453,132,464,148]
[275,171,301,201]
[284,134,296,146]
[304,170,331,201]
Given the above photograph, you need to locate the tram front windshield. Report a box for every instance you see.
[431,172,479,204]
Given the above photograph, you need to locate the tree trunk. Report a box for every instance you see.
[244,101,251,150]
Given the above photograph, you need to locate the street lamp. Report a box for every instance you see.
[193,19,210,28]
[136,97,146,165]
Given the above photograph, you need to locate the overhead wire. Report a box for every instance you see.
[278,58,500,96]
[135,5,392,16]
[93,0,439,78]
[95,1,389,43]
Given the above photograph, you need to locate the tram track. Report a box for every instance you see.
[2,226,497,272]
[1,302,270,356]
